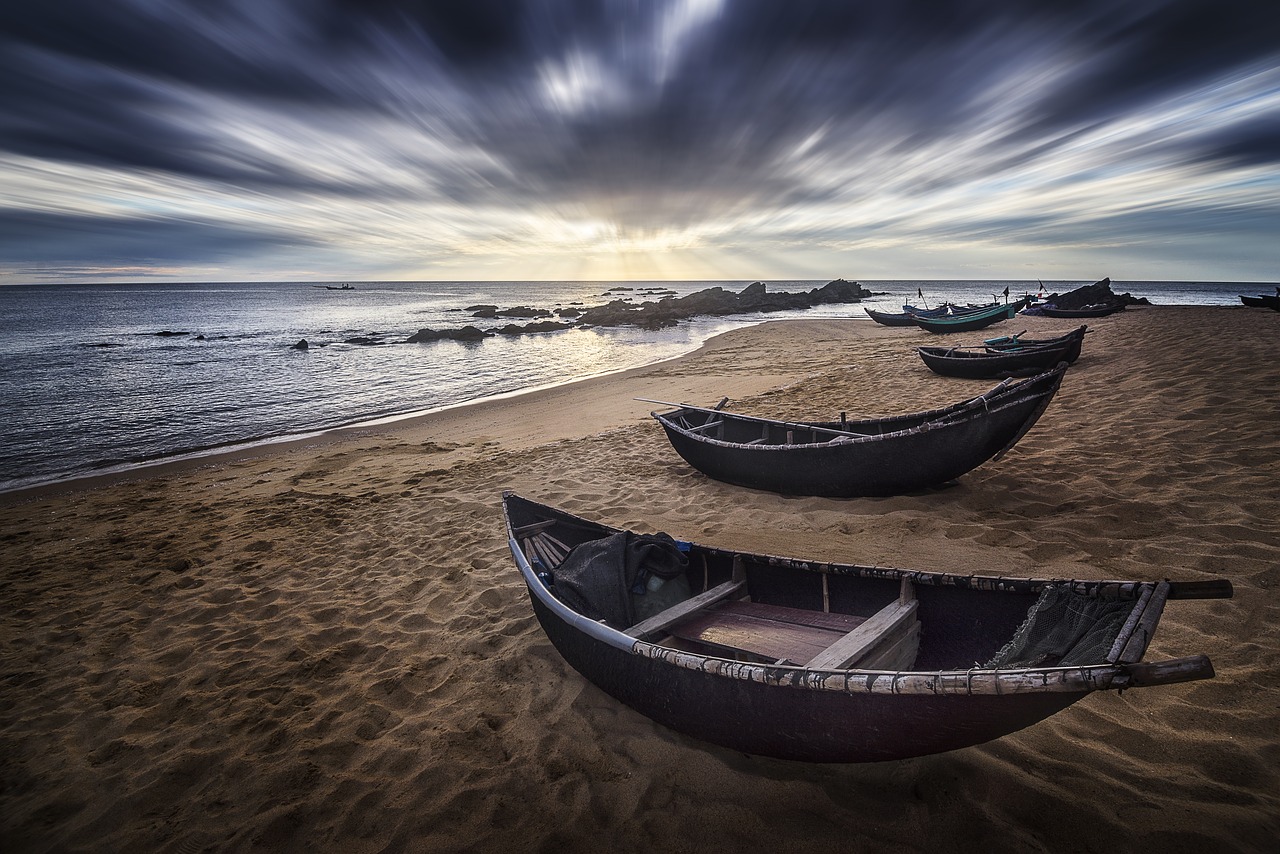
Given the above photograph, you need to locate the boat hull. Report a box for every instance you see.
[984,327,1087,364]
[1039,304,1125,318]
[656,365,1065,497]
[911,301,1023,333]
[919,327,1087,379]
[529,587,1083,762]
[503,494,1229,763]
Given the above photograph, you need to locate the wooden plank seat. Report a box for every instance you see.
[624,579,746,640]
[804,598,919,671]
[654,579,920,670]
[665,600,866,665]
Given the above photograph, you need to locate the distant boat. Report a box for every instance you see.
[326,283,356,291]
[1239,293,1280,310]
[864,304,950,327]
[911,298,1029,333]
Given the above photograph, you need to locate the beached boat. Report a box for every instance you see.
[1239,293,1280,310]
[911,299,1028,334]
[502,493,1231,763]
[645,363,1066,497]
[982,327,1089,363]
[1038,302,1124,318]
[865,305,949,327]
[917,327,1087,379]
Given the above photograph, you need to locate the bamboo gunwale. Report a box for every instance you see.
[502,494,1229,699]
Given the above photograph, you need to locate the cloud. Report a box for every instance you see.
[0,0,1278,281]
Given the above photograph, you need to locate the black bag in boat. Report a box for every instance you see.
[551,532,691,628]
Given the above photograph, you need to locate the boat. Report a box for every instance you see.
[326,283,356,291]
[911,298,1029,334]
[1038,302,1124,318]
[645,363,1066,497]
[1240,293,1280,310]
[917,327,1088,379]
[865,305,949,327]
[982,327,1089,364]
[502,493,1232,763]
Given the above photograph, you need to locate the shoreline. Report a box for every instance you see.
[0,318,821,505]
[2,306,1277,852]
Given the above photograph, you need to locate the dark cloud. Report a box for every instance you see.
[0,209,311,266]
[0,0,1277,274]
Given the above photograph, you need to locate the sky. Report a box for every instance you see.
[1,0,1278,285]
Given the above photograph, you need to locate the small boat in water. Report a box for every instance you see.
[502,493,1232,762]
[918,326,1089,379]
[646,363,1066,497]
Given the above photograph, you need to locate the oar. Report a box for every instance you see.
[635,398,873,440]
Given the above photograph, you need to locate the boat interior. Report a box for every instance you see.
[506,497,1081,673]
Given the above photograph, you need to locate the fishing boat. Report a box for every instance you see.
[865,305,949,327]
[1239,293,1280,310]
[502,493,1231,763]
[1038,302,1124,318]
[911,298,1029,334]
[983,327,1089,363]
[918,327,1089,379]
[645,363,1066,498]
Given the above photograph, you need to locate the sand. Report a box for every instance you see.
[1,306,1277,853]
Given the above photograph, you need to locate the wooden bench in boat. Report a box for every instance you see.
[628,576,920,670]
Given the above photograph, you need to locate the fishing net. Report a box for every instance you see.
[985,585,1136,668]
[549,532,691,628]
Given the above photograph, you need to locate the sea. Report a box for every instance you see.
[0,278,1265,493]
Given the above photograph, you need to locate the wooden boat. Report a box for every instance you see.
[917,327,1088,379]
[1239,294,1280,310]
[1038,302,1124,318]
[983,327,1089,363]
[911,298,1029,334]
[646,363,1066,497]
[502,493,1232,763]
[865,305,949,327]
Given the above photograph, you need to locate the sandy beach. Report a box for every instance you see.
[2,306,1277,852]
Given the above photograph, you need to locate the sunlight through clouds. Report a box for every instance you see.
[0,1,1277,282]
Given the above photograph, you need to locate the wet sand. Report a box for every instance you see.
[2,306,1277,852]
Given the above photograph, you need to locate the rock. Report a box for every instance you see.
[469,305,499,318]
[493,320,573,335]
[406,326,492,343]
[496,306,553,318]
[556,307,582,318]
[292,339,309,350]
[1045,277,1151,308]
[155,330,189,337]
[343,336,384,346]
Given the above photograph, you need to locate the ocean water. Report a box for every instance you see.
[0,278,1264,492]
